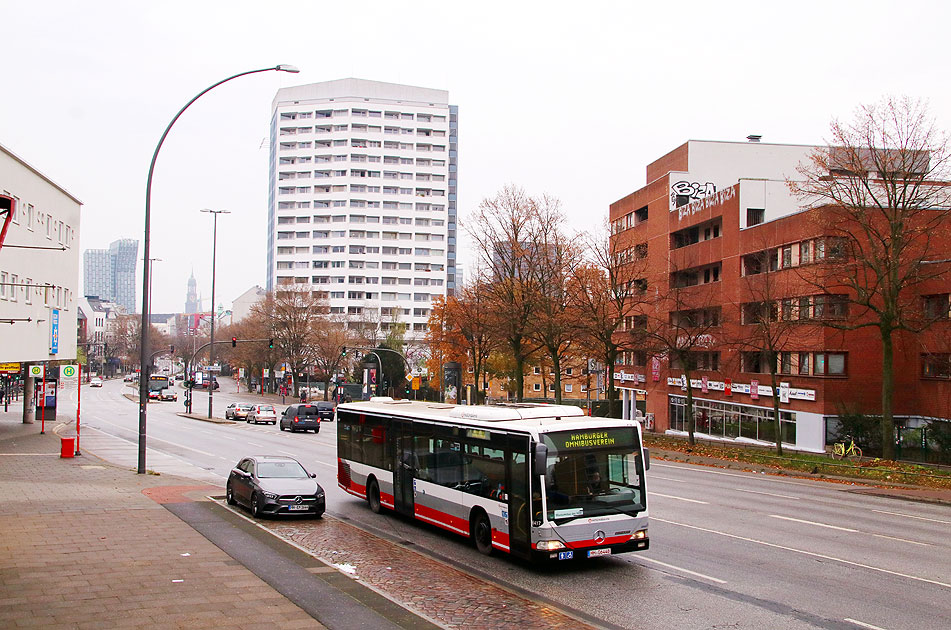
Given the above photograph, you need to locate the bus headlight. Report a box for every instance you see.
[631,529,648,540]
[536,540,566,551]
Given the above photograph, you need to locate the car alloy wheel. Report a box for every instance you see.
[251,494,263,518]
[226,484,236,506]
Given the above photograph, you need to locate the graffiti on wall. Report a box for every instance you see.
[669,181,716,208]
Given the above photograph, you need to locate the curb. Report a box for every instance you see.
[176,412,235,425]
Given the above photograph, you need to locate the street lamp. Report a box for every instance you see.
[200,208,229,419]
[137,64,300,474]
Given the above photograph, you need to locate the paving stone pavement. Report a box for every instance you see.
[246,510,596,630]
[0,418,324,630]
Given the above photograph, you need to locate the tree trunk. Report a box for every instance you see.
[684,368,696,446]
[881,328,896,460]
[552,352,562,404]
[768,366,783,456]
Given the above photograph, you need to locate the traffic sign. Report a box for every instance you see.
[29,365,44,379]
[61,365,79,379]
[412,377,420,391]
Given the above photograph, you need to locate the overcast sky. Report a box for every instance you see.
[3,1,950,314]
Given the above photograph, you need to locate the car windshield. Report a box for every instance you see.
[542,429,646,524]
[258,406,275,412]
[257,461,308,478]
[238,404,253,410]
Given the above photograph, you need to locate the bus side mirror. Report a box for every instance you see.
[533,443,548,475]
[643,448,650,471]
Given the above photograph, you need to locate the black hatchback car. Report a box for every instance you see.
[226,455,324,518]
[279,403,322,433]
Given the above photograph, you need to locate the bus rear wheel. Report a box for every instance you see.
[367,478,382,514]
[471,511,493,556]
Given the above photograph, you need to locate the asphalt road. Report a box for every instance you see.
[65,377,951,630]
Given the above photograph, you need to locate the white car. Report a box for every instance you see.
[246,404,277,425]
[90,377,103,387]
[159,388,178,401]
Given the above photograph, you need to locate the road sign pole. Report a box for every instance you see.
[40,369,46,434]
[76,363,81,456]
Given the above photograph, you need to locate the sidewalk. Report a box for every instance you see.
[0,418,324,629]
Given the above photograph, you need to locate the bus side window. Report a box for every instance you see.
[413,430,434,481]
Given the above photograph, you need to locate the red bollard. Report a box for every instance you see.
[60,437,75,458]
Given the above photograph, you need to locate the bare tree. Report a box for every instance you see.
[466,185,549,401]
[527,199,576,404]
[792,96,951,459]
[310,314,351,400]
[570,220,651,413]
[252,287,328,396]
[732,235,824,455]
[639,262,724,446]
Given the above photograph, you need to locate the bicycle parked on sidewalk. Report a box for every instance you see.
[832,436,863,460]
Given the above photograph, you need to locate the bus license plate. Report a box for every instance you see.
[288,505,309,511]
[587,548,612,558]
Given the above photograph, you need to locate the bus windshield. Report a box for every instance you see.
[148,375,170,392]
[541,428,645,524]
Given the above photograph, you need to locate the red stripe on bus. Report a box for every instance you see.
[414,502,470,535]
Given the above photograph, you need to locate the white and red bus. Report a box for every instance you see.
[337,398,650,562]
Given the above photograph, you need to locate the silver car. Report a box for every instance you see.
[246,404,277,425]
[226,455,325,518]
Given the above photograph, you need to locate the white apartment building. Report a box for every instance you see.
[1,142,82,364]
[267,78,459,341]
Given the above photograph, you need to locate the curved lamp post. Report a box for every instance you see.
[137,65,299,474]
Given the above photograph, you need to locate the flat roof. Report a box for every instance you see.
[337,399,637,434]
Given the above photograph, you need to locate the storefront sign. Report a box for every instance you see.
[779,382,790,404]
[613,370,645,383]
[0,362,21,374]
[666,377,815,401]
[701,376,708,393]
[651,357,660,382]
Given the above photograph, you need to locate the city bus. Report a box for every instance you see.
[337,399,650,562]
[147,374,170,395]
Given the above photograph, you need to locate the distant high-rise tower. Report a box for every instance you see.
[267,78,459,341]
[82,238,138,313]
[185,270,198,314]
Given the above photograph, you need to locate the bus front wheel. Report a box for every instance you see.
[471,511,493,556]
[367,478,382,514]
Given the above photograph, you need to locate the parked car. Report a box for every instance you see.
[90,377,103,387]
[246,404,277,425]
[279,404,322,433]
[159,388,178,401]
[316,401,336,422]
[123,374,135,382]
[226,455,324,518]
[225,403,254,421]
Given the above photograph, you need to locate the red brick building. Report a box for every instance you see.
[609,140,951,452]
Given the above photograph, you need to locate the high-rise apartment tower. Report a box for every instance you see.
[82,238,138,313]
[267,78,458,341]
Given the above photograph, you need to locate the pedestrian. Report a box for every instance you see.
[300,389,307,404]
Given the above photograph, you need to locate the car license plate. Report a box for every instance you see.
[587,548,612,558]
[288,505,309,511]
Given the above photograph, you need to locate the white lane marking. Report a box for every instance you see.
[652,462,815,487]
[84,423,217,457]
[649,475,688,483]
[770,515,929,546]
[769,515,857,532]
[246,441,263,447]
[733,488,799,500]
[636,556,727,584]
[278,450,297,456]
[872,509,951,525]
[845,618,888,630]
[649,492,709,505]
[654,517,951,589]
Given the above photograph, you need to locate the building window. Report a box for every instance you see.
[533,366,540,375]
[924,294,951,319]
[922,353,951,378]
[747,208,765,226]
[533,383,541,392]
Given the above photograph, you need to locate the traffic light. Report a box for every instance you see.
[231,337,237,347]
[341,346,347,357]
[268,339,274,349]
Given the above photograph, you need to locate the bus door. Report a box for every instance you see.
[506,433,532,559]
[393,419,415,517]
